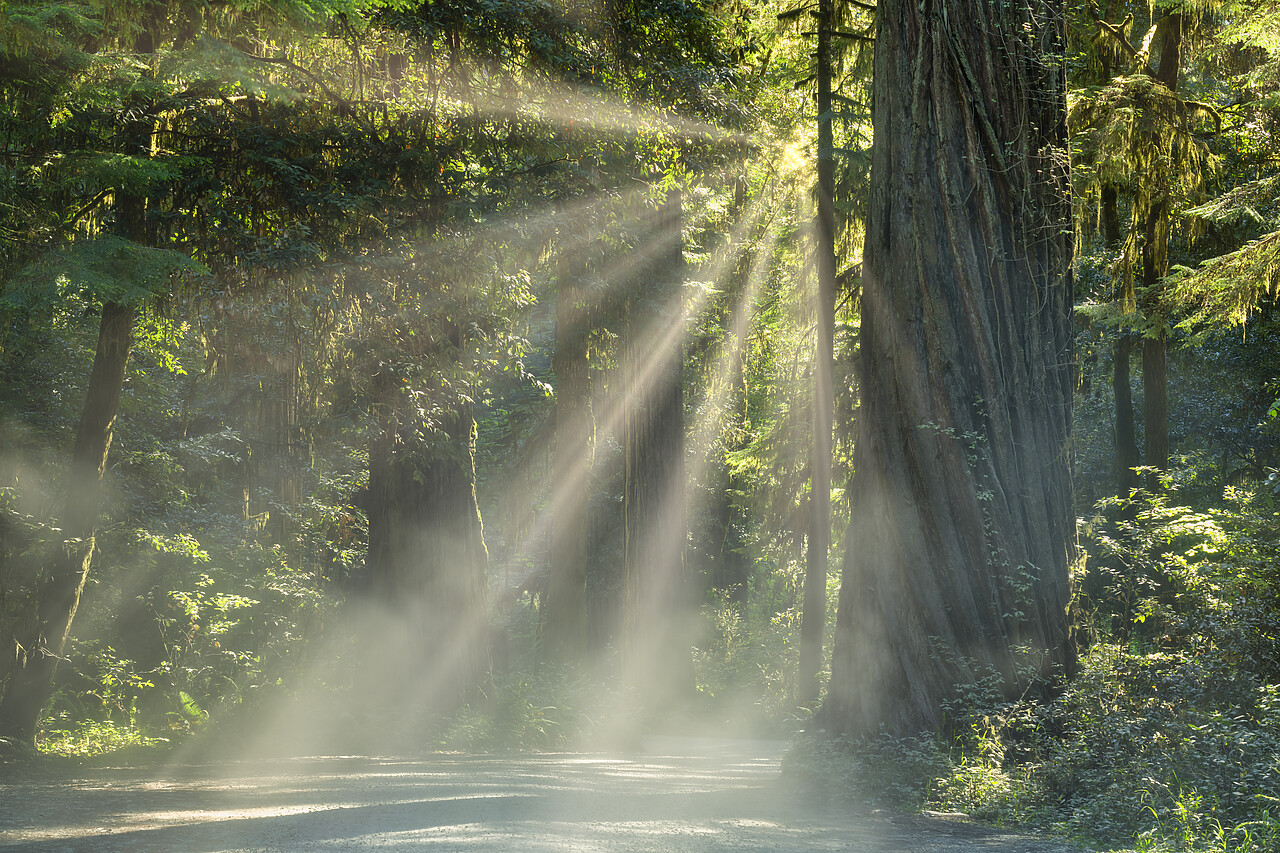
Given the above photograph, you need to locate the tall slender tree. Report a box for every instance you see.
[546,236,594,661]
[362,316,491,713]
[826,0,1076,737]
[1073,5,1213,491]
[0,5,190,744]
[799,0,838,709]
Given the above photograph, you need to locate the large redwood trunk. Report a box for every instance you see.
[0,301,135,746]
[825,0,1076,737]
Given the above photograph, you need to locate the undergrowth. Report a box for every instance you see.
[791,478,1280,853]
[36,718,167,758]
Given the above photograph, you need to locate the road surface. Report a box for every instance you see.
[0,738,1079,852]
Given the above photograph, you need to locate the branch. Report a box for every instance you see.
[777,5,815,22]
[65,187,114,228]
[243,53,351,111]
[1094,15,1139,62]
[802,30,874,41]
[242,51,385,140]
[1185,99,1222,136]
[509,158,569,177]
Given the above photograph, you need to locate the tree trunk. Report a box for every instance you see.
[0,301,135,745]
[1139,193,1172,489]
[362,390,490,715]
[1142,332,1168,483]
[1114,335,1140,495]
[621,190,691,706]
[799,0,837,710]
[1139,12,1182,487]
[825,0,1076,738]
[0,90,152,742]
[1100,185,1121,250]
[1102,182,1140,497]
[709,467,749,607]
[546,246,594,661]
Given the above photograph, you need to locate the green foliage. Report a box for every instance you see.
[36,718,165,758]
[789,463,1280,851]
[692,589,805,731]
[439,666,604,752]
[783,730,949,808]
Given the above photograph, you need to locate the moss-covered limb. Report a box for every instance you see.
[1171,229,1280,334]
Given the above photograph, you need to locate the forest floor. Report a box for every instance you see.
[0,737,1082,852]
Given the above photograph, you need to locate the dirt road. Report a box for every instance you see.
[0,738,1078,852]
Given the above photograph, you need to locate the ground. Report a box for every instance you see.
[0,738,1080,852]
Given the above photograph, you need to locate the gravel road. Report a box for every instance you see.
[0,738,1080,852]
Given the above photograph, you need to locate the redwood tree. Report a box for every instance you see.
[546,240,594,661]
[825,0,1076,737]
[621,190,692,703]
[798,0,838,710]
[359,311,490,714]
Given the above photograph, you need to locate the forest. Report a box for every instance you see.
[0,0,1278,851]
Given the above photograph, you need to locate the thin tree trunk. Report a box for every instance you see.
[825,0,1076,738]
[1100,185,1121,250]
[0,301,135,745]
[799,0,837,710]
[1114,335,1140,495]
[1102,182,1140,496]
[710,467,749,607]
[547,247,593,661]
[0,82,153,741]
[1139,12,1182,487]
[1142,333,1168,481]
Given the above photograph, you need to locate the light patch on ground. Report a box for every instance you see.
[0,740,1080,852]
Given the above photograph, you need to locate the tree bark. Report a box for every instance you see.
[621,190,692,706]
[546,246,594,661]
[825,0,1076,738]
[1100,185,1121,250]
[0,80,153,742]
[362,362,490,714]
[799,0,837,710]
[0,301,135,745]
[1139,12,1182,487]
[1102,183,1140,496]
[1114,335,1140,495]
[709,467,748,607]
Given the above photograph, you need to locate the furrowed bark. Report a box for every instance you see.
[825,0,1076,737]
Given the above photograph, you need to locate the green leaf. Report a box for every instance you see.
[3,236,208,313]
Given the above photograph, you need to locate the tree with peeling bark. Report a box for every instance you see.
[825,0,1076,737]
